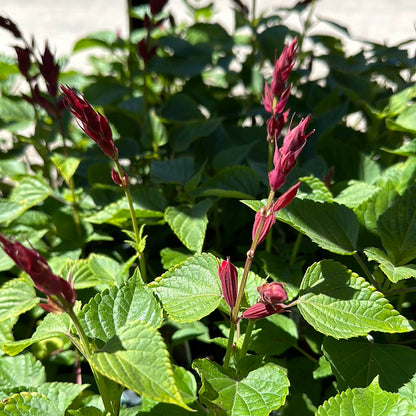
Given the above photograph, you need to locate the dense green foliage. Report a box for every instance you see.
[0,1,415,415]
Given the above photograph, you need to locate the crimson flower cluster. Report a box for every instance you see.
[0,235,76,313]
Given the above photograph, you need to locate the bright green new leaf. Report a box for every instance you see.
[78,272,163,343]
[298,260,414,338]
[316,377,412,416]
[151,253,221,323]
[378,186,416,265]
[335,180,378,209]
[0,392,62,416]
[193,359,289,415]
[297,176,333,202]
[90,320,189,409]
[50,154,81,185]
[165,199,212,253]
[323,337,416,407]
[365,247,416,283]
[195,166,260,199]
[9,176,51,209]
[160,247,192,270]
[386,105,416,135]
[2,312,71,356]
[276,199,359,255]
[0,276,38,323]
[0,353,45,388]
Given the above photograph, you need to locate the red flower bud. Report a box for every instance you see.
[272,181,300,212]
[0,16,22,38]
[242,302,284,320]
[218,257,238,310]
[150,0,168,15]
[61,85,118,159]
[0,235,76,313]
[271,38,297,98]
[14,46,31,78]
[257,282,287,306]
[39,43,60,97]
[111,168,129,187]
[252,208,276,246]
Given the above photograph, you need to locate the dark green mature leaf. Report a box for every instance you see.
[298,260,413,338]
[378,186,416,265]
[257,26,289,60]
[79,272,163,343]
[165,199,212,253]
[323,338,416,403]
[193,359,289,415]
[151,253,221,323]
[90,320,189,409]
[195,166,260,199]
[160,93,203,122]
[316,377,412,416]
[276,199,359,255]
[151,157,195,184]
[0,392,62,416]
[335,180,378,209]
[0,277,38,323]
[0,353,45,387]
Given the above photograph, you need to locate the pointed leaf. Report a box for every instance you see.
[335,180,378,209]
[50,154,81,184]
[193,359,289,415]
[0,392,62,416]
[151,253,221,323]
[78,272,163,343]
[298,176,333,202]
[298,260,413,338]
[90,320,188,409]
[378,186,416,265]
[276,199,359,255]
[2,312,71,356]
[316,377,412,416]
[9,176,51,209]
[165,199,212,253]
[0,277,38,323]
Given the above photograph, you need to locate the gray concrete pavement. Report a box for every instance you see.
[0,0,415,69]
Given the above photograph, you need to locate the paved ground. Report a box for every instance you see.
[0,0,415,69]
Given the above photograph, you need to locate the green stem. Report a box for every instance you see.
[353,252,381,291]
[223,321,236,368]
[114,159,147,281]
[67,307,119,416]
[293,344,318,364]
[239,319,255,360]
[289,232,302,266]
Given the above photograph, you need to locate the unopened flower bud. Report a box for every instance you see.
[257,282,287,306]
[218,257,238,310]
[252,208,276,246]
[111,168,129,187]
[243,302,284,320]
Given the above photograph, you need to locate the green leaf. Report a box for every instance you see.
[9,176,51,208]
[316,377,412,416]
[193,359,289,415]
[67,407,103,416]
[90,320,189,409]
[195,166,260,199]
[50,154,81,184]
[151,157,195,184]
[88,254,122,286]
[0,277,38,323]
[386,105,416,134]
[160,248,192,270]
[378,186,416,265]
[365,247,416,283]
[170,118,221,152]
[335,180,378,209]
[0,392,62,416]
[160,93,203,122]
[165,199,212,253]
[298,260,414,338]
[2,312,71,356]
[79,272,163,343]
[323,338,416,404]
[275,199,359,255]
[298,176,333,202]
[151,253,221,323]
[0,353,45,387]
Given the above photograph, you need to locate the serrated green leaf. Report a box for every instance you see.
[316,377,412,416]
[151,253,221,323]
[0,392,62,416]
[160,247,192,270]
[0,353,45,387]
[298,176,333,202]
[88,254,121,286]
[381,157,416,195]
[195,166,260,199]
[2,312,71,356]
[193,359,289,415]
[335,180,378,208]
[9,176,51,208]
[90,320,189,409]
[79,272,163,343]
[151,157,194,184]
[67,407,103,416]
[386,105,416,134]
[323,338,416,402]
[378,186,416,265]
[0,276,38,323]
[50,154,81,184]
[298,260,414,338]
[276,199,359,255]
[354,180,398,234]
[165,199,212,253]
[365,247,416,283]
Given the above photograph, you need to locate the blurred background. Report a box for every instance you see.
[1,0,415,70]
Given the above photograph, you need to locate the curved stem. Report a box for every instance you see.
[289,232,302,266]
[239,319,255,360]
[353,252,381,291]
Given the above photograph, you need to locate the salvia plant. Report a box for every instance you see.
[0,0,415,415]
